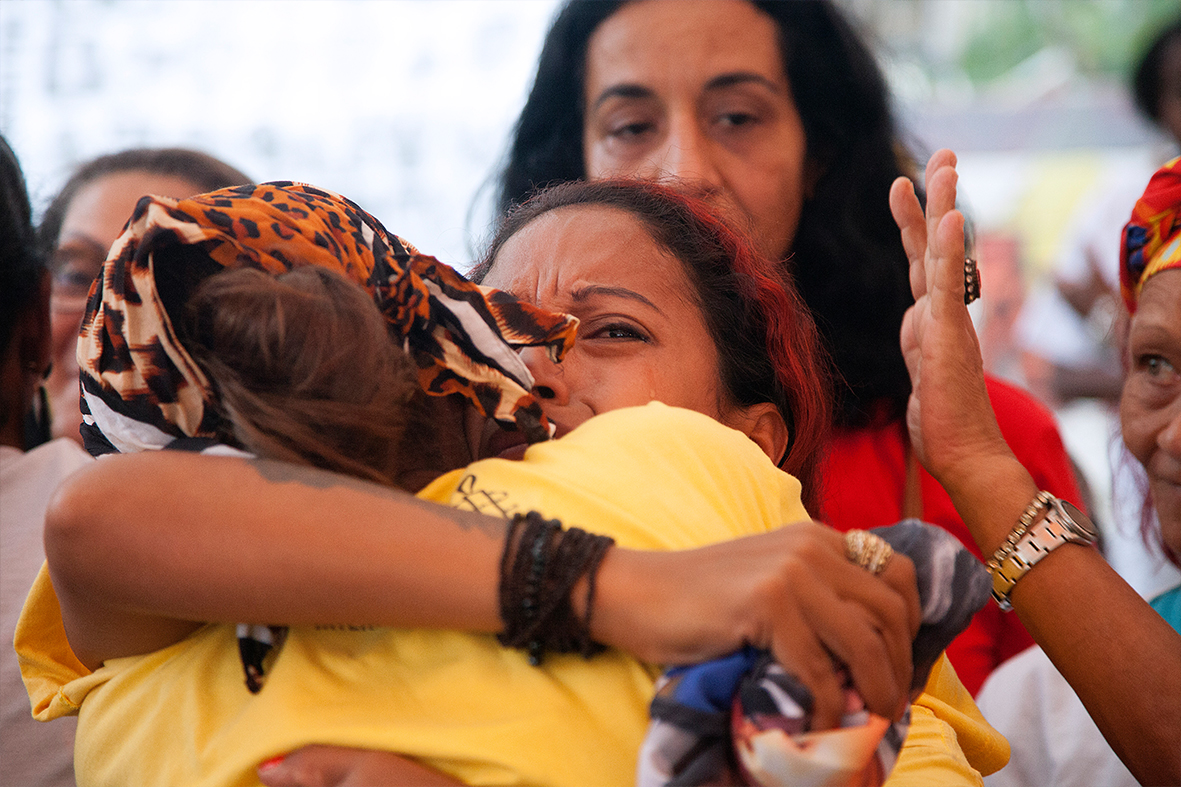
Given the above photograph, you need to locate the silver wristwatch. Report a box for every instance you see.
[990,496,1098,611]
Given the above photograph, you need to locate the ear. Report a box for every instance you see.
[722,401,790,466]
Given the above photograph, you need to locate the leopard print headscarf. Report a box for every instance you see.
[77,181,577,455]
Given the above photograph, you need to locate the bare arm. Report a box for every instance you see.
[257,746,463,787]
[47,453,506,668]
[892,150,1181,786]
[46,449,920,786]
[46,449,920,729]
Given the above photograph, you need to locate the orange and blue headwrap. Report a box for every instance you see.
[1121,156,1181,313]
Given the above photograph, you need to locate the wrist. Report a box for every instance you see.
[495,512,613,664]
[582,547,663,663]
[938,452,1041,558]
[989,493,1098,610]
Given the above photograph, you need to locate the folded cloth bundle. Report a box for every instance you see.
[637,520,992,787]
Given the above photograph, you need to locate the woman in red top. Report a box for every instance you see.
[493,0,1081,693]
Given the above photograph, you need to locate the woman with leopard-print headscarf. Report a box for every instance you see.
[19,179,995,787]
[57,179,578,694]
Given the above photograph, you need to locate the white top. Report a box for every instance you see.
[1,439,92,787]
[978,644,1138,787]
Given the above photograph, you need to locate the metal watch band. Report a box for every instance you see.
[991,497,1098,611]
[987,490,1055,576]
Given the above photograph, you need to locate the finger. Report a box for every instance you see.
[923,165,959,298]
[258,746,344,779]
[799,526,916,717]
[879,552,922,640]
[339,752,463,786]
[931,209,968,319]
[923,154,955,267]
[925,166,958,231]
[766,600,846,731]
[812,531,918,694]
[925,148,957,182]
[824,611,909,720]
[889,176,927,300]
[810,575,913,719]
[804,593,907,721]
[817,559,915,696]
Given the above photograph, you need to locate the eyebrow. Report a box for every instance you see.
[54,234,111,258]
[589,71,785,112]
[1130,319,1181,345]
[569,283,662,313]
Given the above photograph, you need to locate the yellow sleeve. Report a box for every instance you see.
[888,655,1010,786]
[13,563,102,720]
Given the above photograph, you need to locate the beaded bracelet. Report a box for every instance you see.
[497,511,615,665]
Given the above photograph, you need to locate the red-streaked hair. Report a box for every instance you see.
[474,179,833,514]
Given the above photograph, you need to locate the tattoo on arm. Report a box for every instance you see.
[246,458,507,538]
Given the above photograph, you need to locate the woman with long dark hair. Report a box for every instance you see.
[491,0,1082,694]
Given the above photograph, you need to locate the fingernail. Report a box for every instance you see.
[258,755,285,772]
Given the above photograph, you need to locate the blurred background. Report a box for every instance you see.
[1,0,562,265]
[2,0,1176,267]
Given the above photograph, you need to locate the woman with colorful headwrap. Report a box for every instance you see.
[18,179,1005,786]
[891,151,1181,787]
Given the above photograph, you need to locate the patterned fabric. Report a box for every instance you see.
[637,520,992,787]
[74,182,578,692]
[1120,156,1181,312]
[77,181,578,455]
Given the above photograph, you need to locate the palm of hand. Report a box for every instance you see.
[890,152,1008,485]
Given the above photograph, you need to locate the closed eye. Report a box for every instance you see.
[608,120,656,140]
[716,111,759,128]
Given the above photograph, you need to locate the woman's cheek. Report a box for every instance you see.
[1150,470,1181,557]
[50,308,84,363]
[1120,379,1162,469]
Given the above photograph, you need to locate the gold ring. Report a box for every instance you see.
[844,529,894,575]
[964,257,981,305]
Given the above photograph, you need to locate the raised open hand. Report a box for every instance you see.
[890,150,1012,491]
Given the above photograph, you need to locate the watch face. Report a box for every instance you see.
[1058,500,1098,540]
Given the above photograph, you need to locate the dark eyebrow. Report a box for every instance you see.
[570,283,662,314]
[54,234,111,259]
[703,71,785,95]
[590,71,785,112]
[589,83,655,112]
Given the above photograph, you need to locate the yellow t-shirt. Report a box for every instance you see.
[17,403,1006,786]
